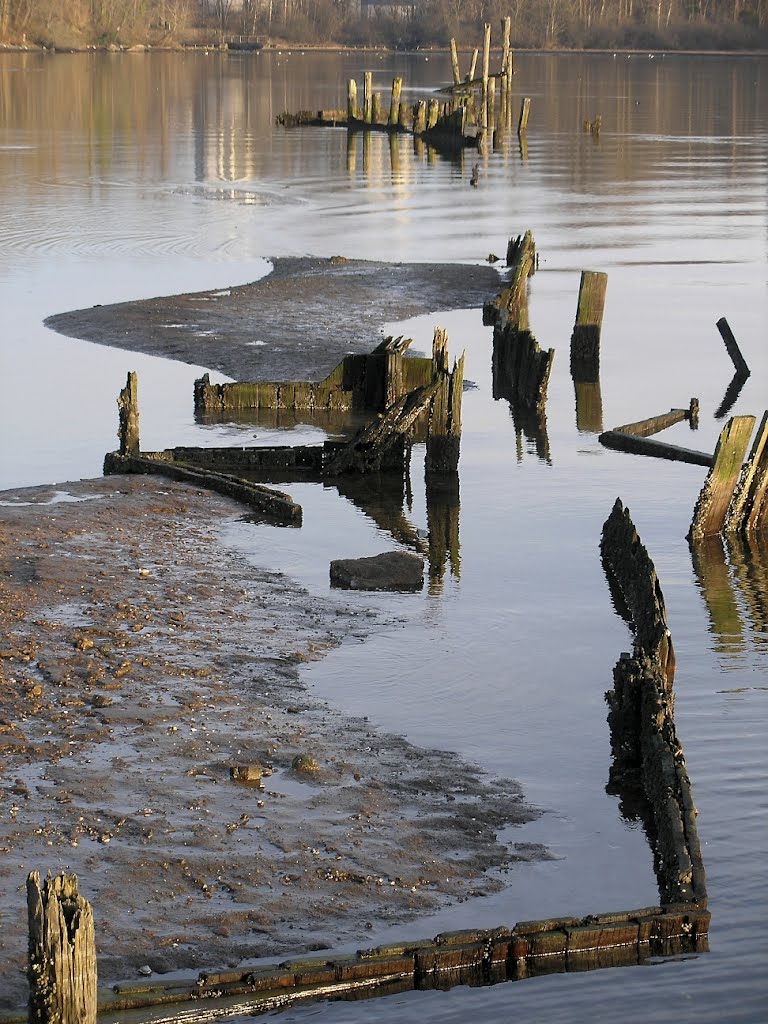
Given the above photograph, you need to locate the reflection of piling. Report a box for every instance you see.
[570,270,608,382]
[601,499,707,908]
[117,370,140,456]
[574,381,604,434]
[28,872,97,1024]
[426,482,461,594]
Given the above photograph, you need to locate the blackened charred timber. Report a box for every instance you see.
[601,499,707,907]
[570,271,607,383]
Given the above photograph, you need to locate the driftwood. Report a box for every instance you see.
[598,401,706,465]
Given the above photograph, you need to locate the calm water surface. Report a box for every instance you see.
[0,51,766,1022]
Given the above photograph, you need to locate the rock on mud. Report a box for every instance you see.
[329,551,425,591]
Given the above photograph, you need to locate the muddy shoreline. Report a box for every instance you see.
[0,259,546,1008]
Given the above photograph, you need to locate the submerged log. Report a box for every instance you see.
[687,415,756,544]
[27,872,97,1024]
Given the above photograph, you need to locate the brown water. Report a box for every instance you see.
[0,50,767,1021]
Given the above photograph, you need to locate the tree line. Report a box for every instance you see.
[0,0,765,50]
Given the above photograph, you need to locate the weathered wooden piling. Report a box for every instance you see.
[570,270,608,382]
[449,38,461,85]
[363,71,373,124]
[117,371,139,456]
[601,500,707,906]
[518,97,531,135]
[687,415,756,543]
[716,316,750,378]
[27,872,97,1024]
[425,328,465,479]
[468,47,479,83]
[481,23,491,130]
[347,78,358,121]
[721,411,768,536]
[388,78,402,128]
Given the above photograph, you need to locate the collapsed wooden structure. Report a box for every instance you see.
[277,20,527,153]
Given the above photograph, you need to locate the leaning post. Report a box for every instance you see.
[27,872,97,1024]
[449,38,461,85]
[518,96,531,135]
[687,415,756,543]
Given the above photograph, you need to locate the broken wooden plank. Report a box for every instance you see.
[687,415,756,543]
[716,316,750,377]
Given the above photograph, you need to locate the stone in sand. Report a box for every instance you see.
[329,551,424,592]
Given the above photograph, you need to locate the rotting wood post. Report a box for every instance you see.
[363,71,373,124]
[347,78,358,121]
[426,98,440,130]
[449,38,461,85]
[390,78,403,128]
[398,102,410,131]
[117,371,140,456]
[487,76,496,132]
[413,100,427,134]
[468,47,479,82]
[426,328,464,479]
[687,415,756,544]
[27,872,97,1024]
[721,411,768,536]
[570,270,608,383]
[371,91,382,125]
[518,97,531,135]
[716,316,750,378]
[481,23,491,130]
[501,16,511,76]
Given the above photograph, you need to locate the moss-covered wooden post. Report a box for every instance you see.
[117,370,140,456]
[570,270,608,383]
[27,872,97,1024]
[688,416,756,543]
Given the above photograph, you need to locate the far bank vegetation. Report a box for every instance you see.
[0,0,765,54]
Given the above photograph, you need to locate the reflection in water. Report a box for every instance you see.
[715,370,750,420]
[691,530,768,655]
[574,380,604,434]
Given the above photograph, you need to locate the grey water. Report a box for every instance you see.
[1,50,767,1022]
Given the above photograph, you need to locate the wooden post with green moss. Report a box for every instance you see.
[27,872,97,1024]
[117,370,140,456]
[721,411,768,535]
[570,270,608,383]
[688,416,756,543]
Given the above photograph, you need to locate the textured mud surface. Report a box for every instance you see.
[0,476,539,1009]
[44,256,501,382]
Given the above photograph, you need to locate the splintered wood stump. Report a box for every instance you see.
[27,872,97,1024]
[570,270,608,383]
[721,411,768,536]
[688,415,756,543]
[117,370,140,456]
